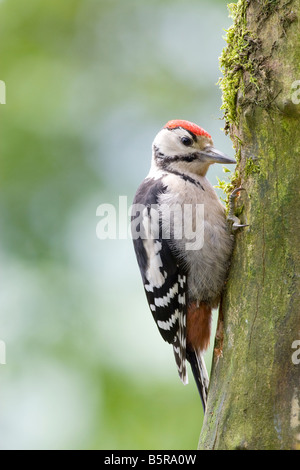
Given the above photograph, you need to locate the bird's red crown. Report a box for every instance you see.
[164,119,211,139]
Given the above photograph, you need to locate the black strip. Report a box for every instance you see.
[154,145,199,164]
[167,169,205,191]
[153,144,165,159]
[153,146,204,189]
[175,154,198,163]
[185,129,198,142]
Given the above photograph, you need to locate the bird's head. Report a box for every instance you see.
[151,119,236,176]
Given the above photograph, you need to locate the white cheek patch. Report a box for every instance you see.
[153,127,197,157]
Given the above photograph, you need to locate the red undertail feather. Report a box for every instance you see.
[186,302,212,352]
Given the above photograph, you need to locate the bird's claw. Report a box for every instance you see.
[232,221,249,231]
[227,187,248,233]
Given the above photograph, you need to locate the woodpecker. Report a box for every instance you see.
[131,119,243,410]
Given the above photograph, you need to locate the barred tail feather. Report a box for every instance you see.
[187,349,209,411]
[173,337,188,385]
[172,312,188,385]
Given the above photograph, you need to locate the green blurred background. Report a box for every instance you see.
[0,0,234,450]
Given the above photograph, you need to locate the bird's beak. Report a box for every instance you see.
[199,146,236,165]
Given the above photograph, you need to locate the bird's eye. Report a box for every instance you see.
[181,136,193,147]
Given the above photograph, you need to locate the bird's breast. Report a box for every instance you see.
[159,173,234,304]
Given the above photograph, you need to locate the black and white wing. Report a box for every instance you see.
[131,177,188,384]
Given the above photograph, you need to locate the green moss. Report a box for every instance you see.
[219,1,252,130]
[260,0,280,16]
[215,167,241,210]
[244,157,260,177]
[219,0,295,136]
[215,177,234,199]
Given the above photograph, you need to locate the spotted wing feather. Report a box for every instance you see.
[132,177,188,384]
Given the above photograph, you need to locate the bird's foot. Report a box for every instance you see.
[227,187,249,233]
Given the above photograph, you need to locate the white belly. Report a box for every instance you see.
[159,172,234,305]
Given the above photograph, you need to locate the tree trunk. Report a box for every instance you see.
[198,0,300,450]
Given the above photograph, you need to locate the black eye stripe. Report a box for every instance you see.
[154,145,199,164]
[185,129,197,142]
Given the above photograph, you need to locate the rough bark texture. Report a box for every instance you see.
[198,0,300,450]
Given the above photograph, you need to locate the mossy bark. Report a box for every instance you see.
[198,0,300,450]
